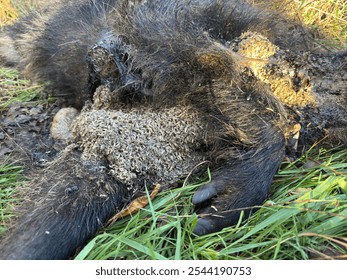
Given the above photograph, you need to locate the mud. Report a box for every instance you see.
[0,100,63,170]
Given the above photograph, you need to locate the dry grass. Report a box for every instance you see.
[0,0,18,26]
[291,0,347,48]
[252,0,347,48]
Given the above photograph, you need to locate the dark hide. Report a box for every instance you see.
[0,0,346,259]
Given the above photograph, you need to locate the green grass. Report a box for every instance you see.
[0,159,25,234]
[76,147,347,260]
[0,67,41,232]
[0,68,45,111]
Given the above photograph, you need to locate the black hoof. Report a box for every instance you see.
[192,182,219,204]
[193,218,216,236]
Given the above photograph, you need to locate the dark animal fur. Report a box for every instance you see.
[0,0,346,259]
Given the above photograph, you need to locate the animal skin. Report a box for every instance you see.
[0,0,346,259]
